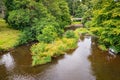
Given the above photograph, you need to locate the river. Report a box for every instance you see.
[0,36,120,80]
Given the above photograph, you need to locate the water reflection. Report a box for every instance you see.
[0,36,97,80]
[33,36,96,80]
[0,52,15,71]
[89,36,120,80]
[1,35,120,80]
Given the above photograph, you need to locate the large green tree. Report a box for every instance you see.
[4,0,71,44]
[90,0,120,52]
[41,0,71,28]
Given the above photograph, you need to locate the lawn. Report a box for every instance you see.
[0,18,21,51]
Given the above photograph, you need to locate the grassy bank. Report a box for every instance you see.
[0,19,21,51]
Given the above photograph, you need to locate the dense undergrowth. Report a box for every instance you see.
[30,29,80,66]
[30,27,93,66]
[88,1,120,52]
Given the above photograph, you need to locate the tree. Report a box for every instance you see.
[41,0,71,28]
[0,0,5,18]
[90,0,120,52]
[66,0,81,16]
[4,0,71,44]
[75,3,88,17]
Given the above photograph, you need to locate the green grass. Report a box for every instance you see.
[0,18,21,51]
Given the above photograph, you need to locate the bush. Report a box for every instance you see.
[31,43,51,66]
[32,55,51,66]
[37,25,58,43]
[18,28,36,45]
[30,37,78,66]
[8,9,30,30]
[89,1,120,51]
[64,30,75,38]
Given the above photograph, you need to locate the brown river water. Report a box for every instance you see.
[0,36,120,80]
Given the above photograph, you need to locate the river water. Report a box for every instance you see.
[0,36,120,80]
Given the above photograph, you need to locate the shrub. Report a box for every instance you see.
[37,25,58,43]
[31,42,51,66]
[31,43,47,55]
[64,30,75,38]
[8,9,30,30]
[89,1,120,51]
[18,28,35,45]
[32,55,51,66]
[30,37,78,66]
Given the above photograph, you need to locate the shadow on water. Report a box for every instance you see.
[89,36,120,80]
[0,35,120,80]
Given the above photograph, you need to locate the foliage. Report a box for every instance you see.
[8,9,30,30]
[18,28,36,45]
[37,26,58,43]
[64,30,75,38]
[74,28,93,36]
[75,3,88,17]
[30,30,79,66]
[90,1,120,52]
[81,9,92,25]
[4,0,71,46]
[66,0,81,16]
[66,0,92,18]
[41,0,71,28]
[32,15,60,36]
[6,0,49,30]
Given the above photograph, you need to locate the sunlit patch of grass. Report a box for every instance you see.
[0,19,21,50]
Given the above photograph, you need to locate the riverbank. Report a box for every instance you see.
[30,30,79,66]
[30,26,93,66]
[0,18,89,66]
[0,19,21,52]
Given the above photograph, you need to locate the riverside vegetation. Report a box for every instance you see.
[0,0,120,66]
